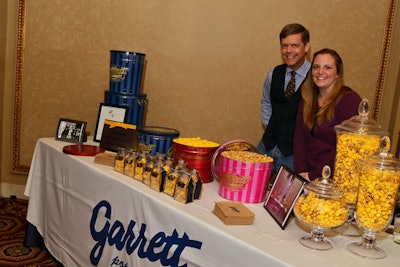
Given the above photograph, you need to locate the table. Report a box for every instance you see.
[24,138,400,267]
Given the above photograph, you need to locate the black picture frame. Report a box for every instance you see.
[263,165,307,229]
[93,103,128,142]
[55,118,87,144]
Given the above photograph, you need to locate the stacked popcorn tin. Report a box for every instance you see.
[104,50,147,126]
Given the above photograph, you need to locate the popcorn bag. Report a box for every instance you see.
[219,151,273,203]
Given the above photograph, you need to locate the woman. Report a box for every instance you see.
[294,48,362,181]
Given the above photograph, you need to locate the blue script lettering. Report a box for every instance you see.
[90,200,202,267]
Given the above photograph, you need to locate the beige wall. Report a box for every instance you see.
[1,0,399,197]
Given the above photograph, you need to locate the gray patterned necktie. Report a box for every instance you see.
[285,71,296,98]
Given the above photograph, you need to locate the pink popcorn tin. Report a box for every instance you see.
[211,139,258,181]
[219,153,273,203]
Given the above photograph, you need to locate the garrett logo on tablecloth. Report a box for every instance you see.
[89,200,202,267]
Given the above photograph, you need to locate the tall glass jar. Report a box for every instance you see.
[347,136,400,259]
[333,99,388,236]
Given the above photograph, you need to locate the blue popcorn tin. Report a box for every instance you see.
[104,91,147,127]
[138,126,180,156]
[110,50,146,95]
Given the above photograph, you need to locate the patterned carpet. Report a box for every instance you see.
[0,197,63,267]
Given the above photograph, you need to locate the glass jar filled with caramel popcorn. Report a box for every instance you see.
[347,136,400,259]
[333,99,388,236]
[294,166,347,250]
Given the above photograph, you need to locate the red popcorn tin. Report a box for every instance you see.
[172,142,219,183]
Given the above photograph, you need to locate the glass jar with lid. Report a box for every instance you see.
[347,136,400,259]
[333,98,388,236]
[294,166,347,250]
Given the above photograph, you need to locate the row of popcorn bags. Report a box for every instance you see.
[115,147,202,204]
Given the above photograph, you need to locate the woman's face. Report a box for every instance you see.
[311,53,339,92]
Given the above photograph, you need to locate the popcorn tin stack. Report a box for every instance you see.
[218,151,273,203]
[333,99,388,236]
[104,50,147,126]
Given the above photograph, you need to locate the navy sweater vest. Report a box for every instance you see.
[262,64,305,156]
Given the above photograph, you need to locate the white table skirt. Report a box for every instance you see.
[24,138,400,267]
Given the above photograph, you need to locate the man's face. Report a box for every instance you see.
[280,33,310,71]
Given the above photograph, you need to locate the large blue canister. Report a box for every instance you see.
[104,91,147,127]
[138,126,180,156]
[110,50,146,95]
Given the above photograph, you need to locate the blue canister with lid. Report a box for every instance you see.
[110,50,146,95]
[138,126,180,156]
[104,91,147,127]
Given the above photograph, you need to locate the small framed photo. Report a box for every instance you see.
[93,103,128,142]
[263,165,307,229]
[55,118,87,144]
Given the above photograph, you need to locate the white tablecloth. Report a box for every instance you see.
[24,138,400,267]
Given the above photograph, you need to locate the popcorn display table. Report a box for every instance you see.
[24,138,400,267]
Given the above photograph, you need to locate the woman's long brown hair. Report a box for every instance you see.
[301,48,351,130]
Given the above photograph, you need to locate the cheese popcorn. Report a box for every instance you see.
[173,137,219,148]
[334,133,381,204]
[294,193,347,228]
[356,166,400,231]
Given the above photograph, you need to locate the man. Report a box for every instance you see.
[258,23,311,174]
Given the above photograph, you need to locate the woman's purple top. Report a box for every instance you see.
[293,90,362,180]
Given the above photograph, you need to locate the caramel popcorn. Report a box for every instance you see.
[294,193,347,228]
[334,133,381,204]
[150,163,163,192]
[114,155,125,173]
[142,161,154,186]
[173,137,219,147]
[163,170,179,196]
[225,142,252,151]
[124,151,136,177]
[134,156,146,181]
[221,151,273,163]
[174,172,192,204]
[124,161,135,177]
[356,167,400,231]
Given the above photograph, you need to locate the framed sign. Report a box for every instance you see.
[55,118,87,144]
[100,120,137,152]
[264,165,307,229]
[94,103,128,142]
